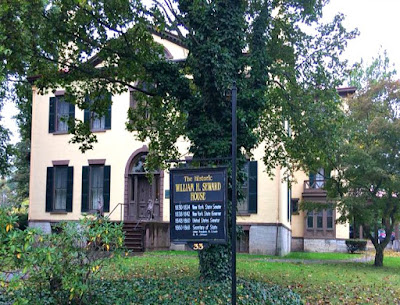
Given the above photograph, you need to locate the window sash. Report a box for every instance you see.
[130,91,150,120]
[56,98,69,132]
[307,212,314,229]
[238,162,249,213]
[327,209,334,229]
[316,211,323,229]
[91,113,105,130]
[89,166,104,210]
[54,166,68,210]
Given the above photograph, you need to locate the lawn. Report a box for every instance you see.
[101,250,400,304]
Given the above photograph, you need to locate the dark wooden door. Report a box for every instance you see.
[126,174,161,221]
[137,175,152,219]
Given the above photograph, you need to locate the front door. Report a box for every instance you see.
[137,175,152,219]
[127,174,160,221]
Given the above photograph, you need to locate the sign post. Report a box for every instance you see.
[169,81,237,305]
[170,168,228,246]
[231,82,237,305]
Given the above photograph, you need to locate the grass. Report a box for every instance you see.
[143,250,363,260]
[101,250,400,304]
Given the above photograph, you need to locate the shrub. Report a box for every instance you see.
[345,239,367,253]
[15,212,28,230]
[0,206,125,305]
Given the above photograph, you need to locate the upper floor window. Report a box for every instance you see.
[129,83,154,122]
[46,165,74,212]
[238,161,258,214]
[49,96,75,133]
[84,94,112,131]
[309,168,326,189]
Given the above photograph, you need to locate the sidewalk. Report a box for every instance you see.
[248,254,374,264]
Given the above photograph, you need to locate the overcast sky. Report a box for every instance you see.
[322,0,400,74]
[2,0,400,143]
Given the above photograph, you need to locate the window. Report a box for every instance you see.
[81,165,111,212]
[306,209,335,231]
[316,211,323,229]
[238,161,257,214]
[129,89,150,121]
[307,212,314,228]
[84,94,112,131]
[46,166,73,212]
[327,209,334,229]
[309,168,325,189]
[291,198,299,214]
[49,96,75,133]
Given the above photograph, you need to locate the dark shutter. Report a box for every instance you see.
[325,168,331,179]
[45,167,54,212]
[84,109,90,125]
[84,95,90,124]
[66,167,74,212]
[103,165,111,212]
[105,94,112,130]
[81,166,89,212]
[248,161,258,213]
[69,102,75,121]
[49,97,56,133]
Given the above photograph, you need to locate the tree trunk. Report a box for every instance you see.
[374,246,384,267]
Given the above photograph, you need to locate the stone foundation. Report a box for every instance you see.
[304,238,347,252]
[291,237,304,252]
[28,221,52,234]
[144,222,170,251]
[249,225,291,256]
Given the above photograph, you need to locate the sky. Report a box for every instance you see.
[322,0,400,75]
[2,0,400,143]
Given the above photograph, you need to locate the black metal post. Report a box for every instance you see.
[231,82,237,305]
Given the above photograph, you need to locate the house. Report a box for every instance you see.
[28,31,355,255]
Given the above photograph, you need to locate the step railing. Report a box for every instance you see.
[107,202,128,221]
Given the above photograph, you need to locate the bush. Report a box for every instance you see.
[345,239,367,253]
[0,206,125,305]
[15,212,28,230]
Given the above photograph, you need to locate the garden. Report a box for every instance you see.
[2,206,400,305]
[98,250,400,304]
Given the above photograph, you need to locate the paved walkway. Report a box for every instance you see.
[248,255,374,264]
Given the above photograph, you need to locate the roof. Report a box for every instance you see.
[337,86,357,97]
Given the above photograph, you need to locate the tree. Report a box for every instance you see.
[326,78,400,267]
[348,49,397,90]
[8,81,32,205]
[0,79,13,176]
[0,0,356,280]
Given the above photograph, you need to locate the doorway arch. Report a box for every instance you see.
[124,147,163,222]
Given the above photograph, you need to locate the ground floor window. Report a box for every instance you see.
[237,161,258,214]
[306,209,335,237]
[81,165,111,213]
[46,166,73,212]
